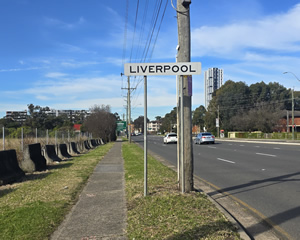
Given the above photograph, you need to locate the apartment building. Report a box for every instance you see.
[204,68,223,108]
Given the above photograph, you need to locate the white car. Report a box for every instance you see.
[163,133,177,144]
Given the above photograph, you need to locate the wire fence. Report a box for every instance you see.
[0,127,91,152]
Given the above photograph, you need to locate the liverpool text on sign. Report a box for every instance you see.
[124,62,201,76]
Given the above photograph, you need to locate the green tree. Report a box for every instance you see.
[160,107,177,133]
[206,81,291,133]
[155,116,162,122]
[192,105,206,129]
[133,116,149,133]
[83,105,117,142]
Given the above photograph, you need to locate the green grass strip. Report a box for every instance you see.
[123,142,241,239]
[0,143,114,240]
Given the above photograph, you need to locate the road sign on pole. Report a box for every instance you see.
[124,61,201,195]
[124,62,201,76]
[216,118,219,128]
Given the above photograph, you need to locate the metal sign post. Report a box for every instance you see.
[144,75,148,197]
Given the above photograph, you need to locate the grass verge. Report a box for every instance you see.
[0,143,114,240]
[123,142,241,239]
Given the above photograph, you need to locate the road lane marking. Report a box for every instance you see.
[217,158,235,164]
[208,146,216,149]
[273,147,280,150]
[256,152,277,157]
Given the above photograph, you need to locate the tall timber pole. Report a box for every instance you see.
[177,0,193,192]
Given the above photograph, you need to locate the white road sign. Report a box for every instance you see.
[124,62,201,76]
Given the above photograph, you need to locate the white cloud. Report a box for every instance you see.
[26,76,120,98]
[45,72,68,78]
[44,16,86,30]
[0,67,42,72]
[192,3,300,58]
[60,60,99,68]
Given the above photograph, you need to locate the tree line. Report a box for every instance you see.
[0,104,118,142]
[147,81,300,135]
[206,81,299,134]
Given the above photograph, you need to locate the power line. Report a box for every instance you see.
[149,0,168,61]
[121,0,129,91]
[129,0,140,63]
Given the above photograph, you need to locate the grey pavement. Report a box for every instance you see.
[51,140,127,240]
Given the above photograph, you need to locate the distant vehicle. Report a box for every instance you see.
[163,133,177,144]
[194,132,215,144]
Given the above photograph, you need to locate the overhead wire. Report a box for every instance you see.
[121,0,129,93]
[132,0,168,96]
[131,0,165,109]
[149,0,168,61]
[122,0,170,115]
[129,0,140,63]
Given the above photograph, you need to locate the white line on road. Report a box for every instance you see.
[273,147,281,150]
[217,158,235,164]
[208,146,216,149]
[256,152,277,157]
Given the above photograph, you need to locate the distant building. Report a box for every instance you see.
[45,109,91,122]
[278,111,300,133]
[204,68,223,108]
[5,110,27,123]
[5,109,91,124]
[73,124,82,132]
[147,121,161,132]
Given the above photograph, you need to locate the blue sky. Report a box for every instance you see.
[1,0,300,121]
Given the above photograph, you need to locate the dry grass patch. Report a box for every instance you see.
[123,142,241,240]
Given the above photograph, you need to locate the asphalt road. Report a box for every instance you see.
[133,135,300,240]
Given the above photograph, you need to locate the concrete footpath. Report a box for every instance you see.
[51,140,127,240]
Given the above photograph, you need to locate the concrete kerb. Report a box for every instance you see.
[57,144,73,159]
[193,176,283,240]
[77,141,87,153]
[217,138,300,145]
[20,143,47,173]
[68,142,80,155]
[44,145,62,164]
[0,149,25,185]
[84,140,91,150]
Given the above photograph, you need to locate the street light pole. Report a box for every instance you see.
[292,89,295,140]
[283,72,300,140]
[283,72,300,82]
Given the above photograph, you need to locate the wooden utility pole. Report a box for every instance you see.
[177,0,193,192]
[122,76,135,143]
[128,76,131,143]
